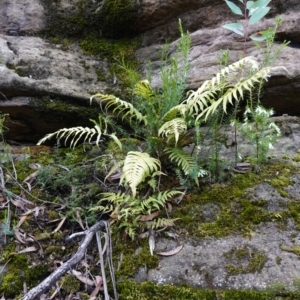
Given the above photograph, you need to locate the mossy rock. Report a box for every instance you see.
[40,0,138,39]
[117,281,300,300]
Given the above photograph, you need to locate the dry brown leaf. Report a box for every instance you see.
[32,206,45,217]
[167,202,172,214]
[80,260,90,269]
[23,181,32,191]
[0,194,5,202]
[165,231,179,239]
[70,269,95,286]
[148,229,155,256]
[90,275,103,297]
[140,211,160,222]
[11,198,25,210]
[28,163,41,169]
[76,209,85,230]
[16,215,28,228]
[14,228,26,244]
[18,246,38,254]
[157,244,183,256]
[138,231,149,239]
[110,213,118,219]
[52,217,66,234]
[46,218,62,224]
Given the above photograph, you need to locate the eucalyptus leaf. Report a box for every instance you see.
[222,23,244,36]
[225,0,243,16]
[252,0,272,8]
[250,33,266,41]
[249,7,270,24]
[246,1,255,9]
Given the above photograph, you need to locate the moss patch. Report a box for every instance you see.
[173,161,299,239]
[225,245,267,276]
[117,280,300,300]
[41,0,137,39]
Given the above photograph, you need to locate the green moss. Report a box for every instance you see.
[116,245,159,279]
[80,34,140,90]
[173,162,298,239]
[0,273,23,298]
[97,0,138,38]
[0,253,49,298]
[281,245,300,257]
[41,0,137,39]
[60,274,80,294]
[225,246,267,275]
[29,97,100,126]
[276,256,282,265]
[117,280,300,300]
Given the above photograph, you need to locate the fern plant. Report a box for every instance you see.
[91,190,181,240]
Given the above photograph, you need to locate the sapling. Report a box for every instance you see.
[223,0,272,56]
[238,105,281,166]
[222,0,287,166]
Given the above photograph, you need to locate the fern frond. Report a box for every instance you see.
[158,118,187,145]
[166,147,198,175]
[133,80,156,102]
[148,217,179,229]
[195,66,273,121]
[120,151,161,197]
[104,159,124,182]
[99,191,130,204]
[91,93,147,125]
[37,126,101,148]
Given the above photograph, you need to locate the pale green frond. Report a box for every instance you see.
[158,118,187,145]
[91,93,147,125]
[195,65,274,122]
[166,147,198,175]
[120,151,161,197]
[184,89,218,116]
[161,104,188,122]
[37,126,101,148]
[100,191,130,203]
[156,190,183,203]
[148,217,179,229]
[104,159,124,182]
[108,133,122,150]
[133,80,156,102]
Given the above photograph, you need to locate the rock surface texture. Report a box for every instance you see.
[1,0,300,292]
[136,0,300,116]
[0,0,300,141]
[135,116,300,290]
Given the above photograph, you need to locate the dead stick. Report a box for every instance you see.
[21,220,107,300]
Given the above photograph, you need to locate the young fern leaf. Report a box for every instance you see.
[133,80,156,103]
[120,151,161,197]
[90,93,147,125]
[166,147,198,177]
[148,217,179,229]
[158,117,187,145]
[195,66,275,121]
[37,126,100,148]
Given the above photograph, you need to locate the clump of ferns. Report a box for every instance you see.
[38,56,287,188]
[90,151,182,240]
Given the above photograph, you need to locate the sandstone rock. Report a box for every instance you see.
[0,0,45,36]
[136,221,300,290]
[136,10,300,116]
[0,34,115,142]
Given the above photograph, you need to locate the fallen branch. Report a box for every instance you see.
[21,220,108,300]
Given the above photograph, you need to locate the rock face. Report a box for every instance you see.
[1,0,300,292]
[135,116,300,290]
[136,1,300,116]
[1,0,300,141]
